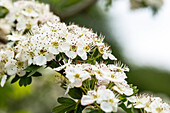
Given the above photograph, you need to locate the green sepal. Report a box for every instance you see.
[129,84,139,96]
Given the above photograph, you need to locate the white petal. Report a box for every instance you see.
[59,42,70,52]
[100,102,113,112]
[28,58,33,66]
[81,95,95,106]
[113,86,123,95]
[78,50,87,60]
[74,79,82,87]
[1,75,7,87]
[66,73,75,83]
[45,53,55,61]
[49,47,59,55]
[6,66,17,75]
[102,53,108,60]
[108,53,117,60]
[33,55,47,66]
[17,71,26,77]
[53,65,65,71]
[66,51,77,59]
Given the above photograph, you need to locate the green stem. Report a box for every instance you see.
[140,109,144,113]
[106,82,114,89]
[80,87,87,94]
[91,47,97,59]
[93,103,101,110]
[88,79,91,90]
[91,77,95,90]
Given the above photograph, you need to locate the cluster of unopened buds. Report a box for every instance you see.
[0,0,169,113]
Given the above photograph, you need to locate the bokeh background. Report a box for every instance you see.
[0,0,170,113]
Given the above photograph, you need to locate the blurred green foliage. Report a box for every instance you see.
[0,6,8,18]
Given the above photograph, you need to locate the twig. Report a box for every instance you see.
[0,36,8,44]
[56,0,97,19]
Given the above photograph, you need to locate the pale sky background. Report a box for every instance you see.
[100,0,170,72]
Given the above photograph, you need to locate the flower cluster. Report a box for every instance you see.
[55,63,133,112]
[127,94,170,113]
[0,0,170,113]
[0,12,116,88]
[0,0,59,34]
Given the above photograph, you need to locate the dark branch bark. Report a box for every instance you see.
[56,0,97,19]
[0,36,8,44]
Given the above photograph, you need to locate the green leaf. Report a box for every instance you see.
[24,65,42,71]
[68,88,82,99]
[46,60,60,68]
[19,76,32,87]
[11,75,20,84]
[52,104,76,113]
[31,72,42,77]
[88,109,104,113]
[0,6,9,18]
[24,65,42,77]
[52,97,77,113]
[58,97,76,104]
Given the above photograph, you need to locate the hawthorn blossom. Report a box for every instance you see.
[81,85,119,112]
[113,81,133,96]
[65,64,90,87]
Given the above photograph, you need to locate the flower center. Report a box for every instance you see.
[84,45,90,52]
[39,48,46,55]
[108,99,114,104]
[93,95,98,99]
[74,73,80,79]
[52,41,59,48]
[111,74,115,78]
[17,61,23,68]
[26,23,32,29]
[97,70,102,77]
[29,51,35,58]
[156,107,162,113]
[70,45,77,52]
[26,8,33,13]
[52,29,57,32]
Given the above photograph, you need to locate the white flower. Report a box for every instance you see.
[65,64,90,87]
[113,81,133,96]
[81,85,119,112]
[149,97,170,113]
[81,90,98,105]
[5,59,17,75]
[1,75,7,87]
[127,95,151,109]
